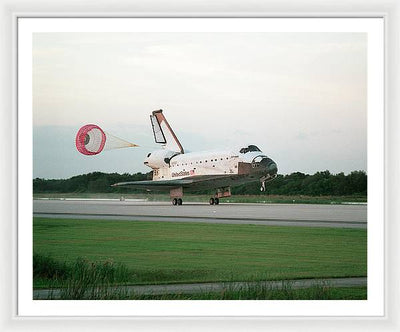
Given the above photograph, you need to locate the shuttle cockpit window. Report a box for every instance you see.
[240,145,261,154]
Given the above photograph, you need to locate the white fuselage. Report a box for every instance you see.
[144,148,268,181]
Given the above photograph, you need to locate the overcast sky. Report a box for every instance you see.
[33,32,367,179]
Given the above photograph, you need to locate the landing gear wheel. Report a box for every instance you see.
[214,197,219,205]
[177,198,183,205]
[209,197,215,205]
[172,198,178,205]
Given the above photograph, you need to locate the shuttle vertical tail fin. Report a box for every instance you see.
[150,110,184,154]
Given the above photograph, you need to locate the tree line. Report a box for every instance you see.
[231,170,366,196]
[33,170,367,196]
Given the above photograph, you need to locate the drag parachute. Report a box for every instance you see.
[75,124,138,156]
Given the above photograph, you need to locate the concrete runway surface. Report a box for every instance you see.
[33,199,367,229]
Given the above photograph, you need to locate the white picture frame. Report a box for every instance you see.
[2,0,399,331]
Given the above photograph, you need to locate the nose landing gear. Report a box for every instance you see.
[259,174,277,192]
[260,175,268,192]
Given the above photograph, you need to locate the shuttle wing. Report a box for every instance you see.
[112,174,235,191]
[112,179,193,190]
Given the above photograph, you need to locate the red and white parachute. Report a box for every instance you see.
[75,124,138,156]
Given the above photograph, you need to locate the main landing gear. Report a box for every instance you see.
[209,187,230,205]
[170,187,184,206]
[209,197,220,205]
[172,198,183,206]
[169,187,230,206]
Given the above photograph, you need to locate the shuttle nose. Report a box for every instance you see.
[260,157,278,175]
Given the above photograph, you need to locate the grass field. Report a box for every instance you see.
[33,217,367,289]
[33,193,367,204]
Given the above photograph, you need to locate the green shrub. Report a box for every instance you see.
[33,252,69,280]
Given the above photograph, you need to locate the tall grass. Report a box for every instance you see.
[34,253,131,300]
[60,257,131,299]
[129,282,339,300]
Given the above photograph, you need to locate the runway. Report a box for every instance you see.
[33,199,367,229]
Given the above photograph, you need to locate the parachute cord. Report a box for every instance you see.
[134,144,164,150]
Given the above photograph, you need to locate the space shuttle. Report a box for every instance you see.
[113,110,278,205]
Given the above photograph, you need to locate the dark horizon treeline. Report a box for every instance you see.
[33,170,367,196]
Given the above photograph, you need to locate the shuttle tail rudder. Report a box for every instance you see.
[150,109,184,154]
